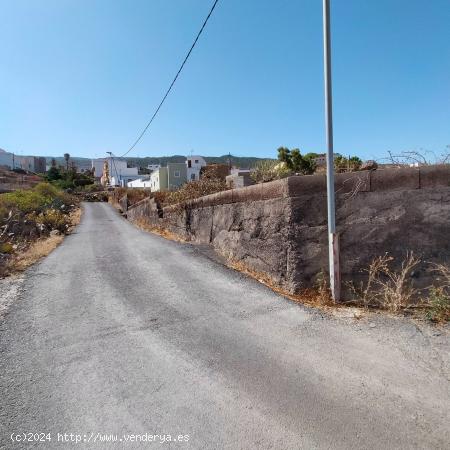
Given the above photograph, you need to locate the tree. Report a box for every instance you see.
[46,166,61,181]
[277,147,316,175]
[63,153,70,171]
[277,147,293,170]
[334,155,362,172]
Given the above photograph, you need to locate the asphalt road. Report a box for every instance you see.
[1,202,449,449]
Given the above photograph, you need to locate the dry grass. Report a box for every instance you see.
[1,206,82,277]
[349,252,421,312]
[9,234,64,272]
[68,207,82,231]
[378,252,421,312]
[132,218,187,243]
[162,177,228,207]
[127,189,151,206]
[228,260,336,310]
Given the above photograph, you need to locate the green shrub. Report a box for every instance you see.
[34,182,60,199]
[1,189,50,215]
[251,160,291,183]
[0,182,70,219]
[52,178,76,190]
[0,183,75,234]
[426,287,450,323]
[277,147,316,175]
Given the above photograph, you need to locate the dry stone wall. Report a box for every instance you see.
[125,166,450,296]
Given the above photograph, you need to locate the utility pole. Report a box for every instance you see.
[322,0,340,301]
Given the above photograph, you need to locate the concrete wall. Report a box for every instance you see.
[126,166,450,296]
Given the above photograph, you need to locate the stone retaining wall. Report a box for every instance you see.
[125,166,450,296]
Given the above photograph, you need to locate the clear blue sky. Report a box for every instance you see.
[0,0,449,161]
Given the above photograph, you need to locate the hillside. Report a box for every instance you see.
[0,168,42,193]
[45,155,272,169]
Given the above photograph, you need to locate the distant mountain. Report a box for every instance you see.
[124,155,272,168]
[45,155,273,169]
[44,156,91,165]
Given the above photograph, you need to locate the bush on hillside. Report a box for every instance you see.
[161,177,228,206]
[251,160,291,183]
[0,182,70,217]
[0,183,76,245]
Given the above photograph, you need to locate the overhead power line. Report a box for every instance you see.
[119,0,220,158]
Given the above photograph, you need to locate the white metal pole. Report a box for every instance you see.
[322,0,340,301]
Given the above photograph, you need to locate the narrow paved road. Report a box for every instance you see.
[1,203,449,449]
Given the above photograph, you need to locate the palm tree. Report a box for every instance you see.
[63,153,70,171]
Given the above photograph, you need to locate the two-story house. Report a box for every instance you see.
[186,155,207,182]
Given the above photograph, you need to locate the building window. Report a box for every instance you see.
[190,173,196,180]
[174,170,180,178]
[195,159,199,164]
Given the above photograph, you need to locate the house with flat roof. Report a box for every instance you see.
[127,177,152,189]
[167,163,187,190]
[147,164,161,172]
[148,163,187,192]
[150,167,168,192]
[92,157,139,186]
[186,155,207,181]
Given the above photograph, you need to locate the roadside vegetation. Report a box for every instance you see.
[345,253,450,324]
[114,187,150,208]
[251,147,362,183]
[112,165,229,209]
[163,166,228,206]
[46,155,94,190]
[231,253,449,325]
[0,182,80,276]
[45,154,108,202]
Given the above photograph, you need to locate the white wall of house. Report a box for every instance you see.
[127,177,152,188]
[186,155,207,181]
[92,158,138,185]
[110,174,141,187]
[150,167,168,192]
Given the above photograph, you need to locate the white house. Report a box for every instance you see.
[110,172,140,187]
[92,157,139,186]
[150,167,168,192]
[127,177,152,189]
[147,164,161,172]
[186,155,207,181]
